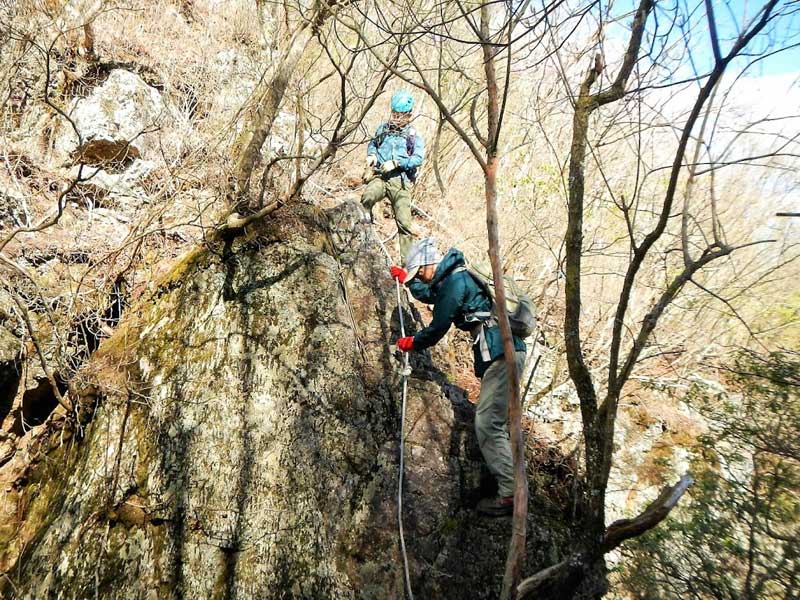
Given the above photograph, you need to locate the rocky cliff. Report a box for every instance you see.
[0,201,570,599]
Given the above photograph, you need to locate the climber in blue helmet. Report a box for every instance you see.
[362,90,425,260]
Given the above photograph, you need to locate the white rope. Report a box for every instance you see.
[315,179,467,598]
[395,276,414,600]
[376,235,415,600]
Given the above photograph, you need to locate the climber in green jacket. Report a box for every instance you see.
[390,238,526,517]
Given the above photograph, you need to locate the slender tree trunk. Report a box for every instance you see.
[295,91,305,185]
[432,114,446,194]
[487,155,528,600]
[478,3,528,598]
[565,89,607,545]
[231,22,313,207]
[563,0,655,582]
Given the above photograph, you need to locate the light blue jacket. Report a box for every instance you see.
[367,123,425,182]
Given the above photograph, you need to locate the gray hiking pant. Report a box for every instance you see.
[475,351,526,498]
[361,175,414,260]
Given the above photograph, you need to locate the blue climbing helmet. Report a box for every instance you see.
[391,90,414,113]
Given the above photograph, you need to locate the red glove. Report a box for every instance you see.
[397,336,414,352]
[390,266,408,283]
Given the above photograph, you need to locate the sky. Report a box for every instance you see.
[598,0,800,78]
[691,0,800,76]
[591,0,800,113]
[586,0,800,234]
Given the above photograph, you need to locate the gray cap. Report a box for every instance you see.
[404,237,442,282]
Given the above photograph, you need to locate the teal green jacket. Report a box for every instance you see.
[407,248,526,378]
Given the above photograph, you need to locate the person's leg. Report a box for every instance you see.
[384,177,414,260]
[360,178,386,217]
[475,350,527,506]
[475,359,516,498]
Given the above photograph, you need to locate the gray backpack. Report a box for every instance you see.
[458,262,537,339]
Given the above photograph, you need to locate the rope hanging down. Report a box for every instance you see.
[394,275,414,600]
[376,234,415,600]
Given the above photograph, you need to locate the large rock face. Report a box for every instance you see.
[0,202,569,599]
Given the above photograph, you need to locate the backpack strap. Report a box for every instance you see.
[405,126,416,156]
[473,323,493,362]
[374,123,417,156]
[453,266,493,322]
[373,122,390,149]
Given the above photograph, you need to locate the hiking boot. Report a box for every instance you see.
[477,495,513,517]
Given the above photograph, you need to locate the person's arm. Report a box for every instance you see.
[406,278,435,304]
[412,274,464,349]
[401,130,425,170]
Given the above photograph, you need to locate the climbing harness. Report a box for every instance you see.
[376,235,415,600]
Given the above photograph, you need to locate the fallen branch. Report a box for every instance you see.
[602,473,694,551]
[517,554,585,599]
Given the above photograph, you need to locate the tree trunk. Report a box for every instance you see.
[486,155,528,600]
[231,22,313,208]
[565,88,607,549]
[478,4,528,599]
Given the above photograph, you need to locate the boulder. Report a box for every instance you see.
[71,158,156,207]
[57,70,164,167]
[0,202,574,598]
